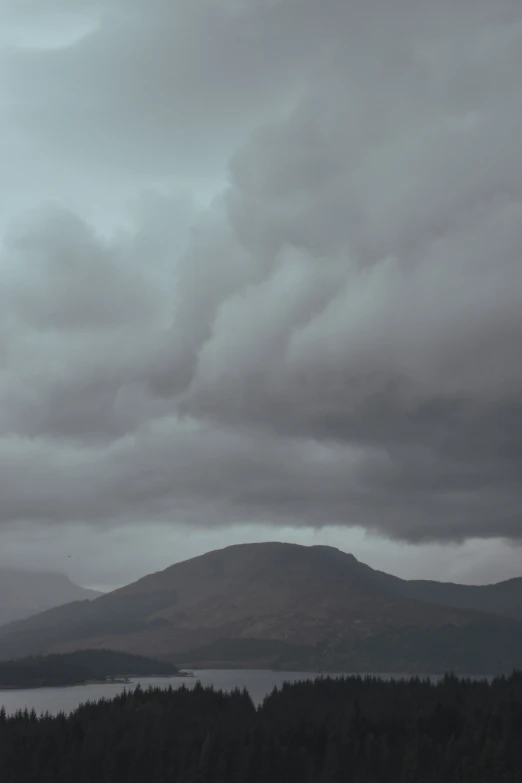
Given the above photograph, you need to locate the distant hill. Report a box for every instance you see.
[312,548,522,620]
[0,569,102,626]
[387,574,522,619]
[0,543,522,673]
[0,649,179,689]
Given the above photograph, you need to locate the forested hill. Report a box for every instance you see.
[0,649,179,689]
[2,673,522,781]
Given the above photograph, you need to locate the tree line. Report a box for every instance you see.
[1,672,522,781]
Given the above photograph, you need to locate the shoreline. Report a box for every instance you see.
[0,671,194,691]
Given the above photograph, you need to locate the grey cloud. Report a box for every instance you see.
[3,0,315,181]
[0,0,521,546]
[10,0,509,180]
[3,209,161,330]
[0,201,184,441]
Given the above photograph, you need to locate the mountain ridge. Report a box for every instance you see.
[1,542,521,673]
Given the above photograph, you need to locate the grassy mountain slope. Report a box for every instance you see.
[0,543,521,673]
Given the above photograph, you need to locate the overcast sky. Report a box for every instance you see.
[0,0,521,590]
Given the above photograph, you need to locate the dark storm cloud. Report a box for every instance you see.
[0,0,521,545]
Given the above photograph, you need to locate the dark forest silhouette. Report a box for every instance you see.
[2,672,522,781]
[0,649,178,689]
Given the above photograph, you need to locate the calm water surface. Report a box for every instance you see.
[0,670,434,715]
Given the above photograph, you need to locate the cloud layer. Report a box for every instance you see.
[1,0,521,548]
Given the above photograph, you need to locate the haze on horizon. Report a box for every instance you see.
[0,0,521,591]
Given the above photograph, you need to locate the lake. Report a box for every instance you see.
[0,669,430,715]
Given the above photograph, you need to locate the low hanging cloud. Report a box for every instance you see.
[0,0,521,545]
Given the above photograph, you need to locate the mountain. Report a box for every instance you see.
[0,543,522,673]
[297,548,522,619]
[388,574,522,619]
[0,569,102,626]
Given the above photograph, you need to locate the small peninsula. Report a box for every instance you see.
[0,649,182,689]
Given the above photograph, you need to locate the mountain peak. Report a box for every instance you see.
[310,545,359,561]
[2,542,522,674]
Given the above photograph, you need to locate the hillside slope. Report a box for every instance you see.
[389,575,522,619]
[0,543,521,673]
[0,569,102,626]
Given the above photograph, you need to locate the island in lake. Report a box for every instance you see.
[0,649,187,689]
